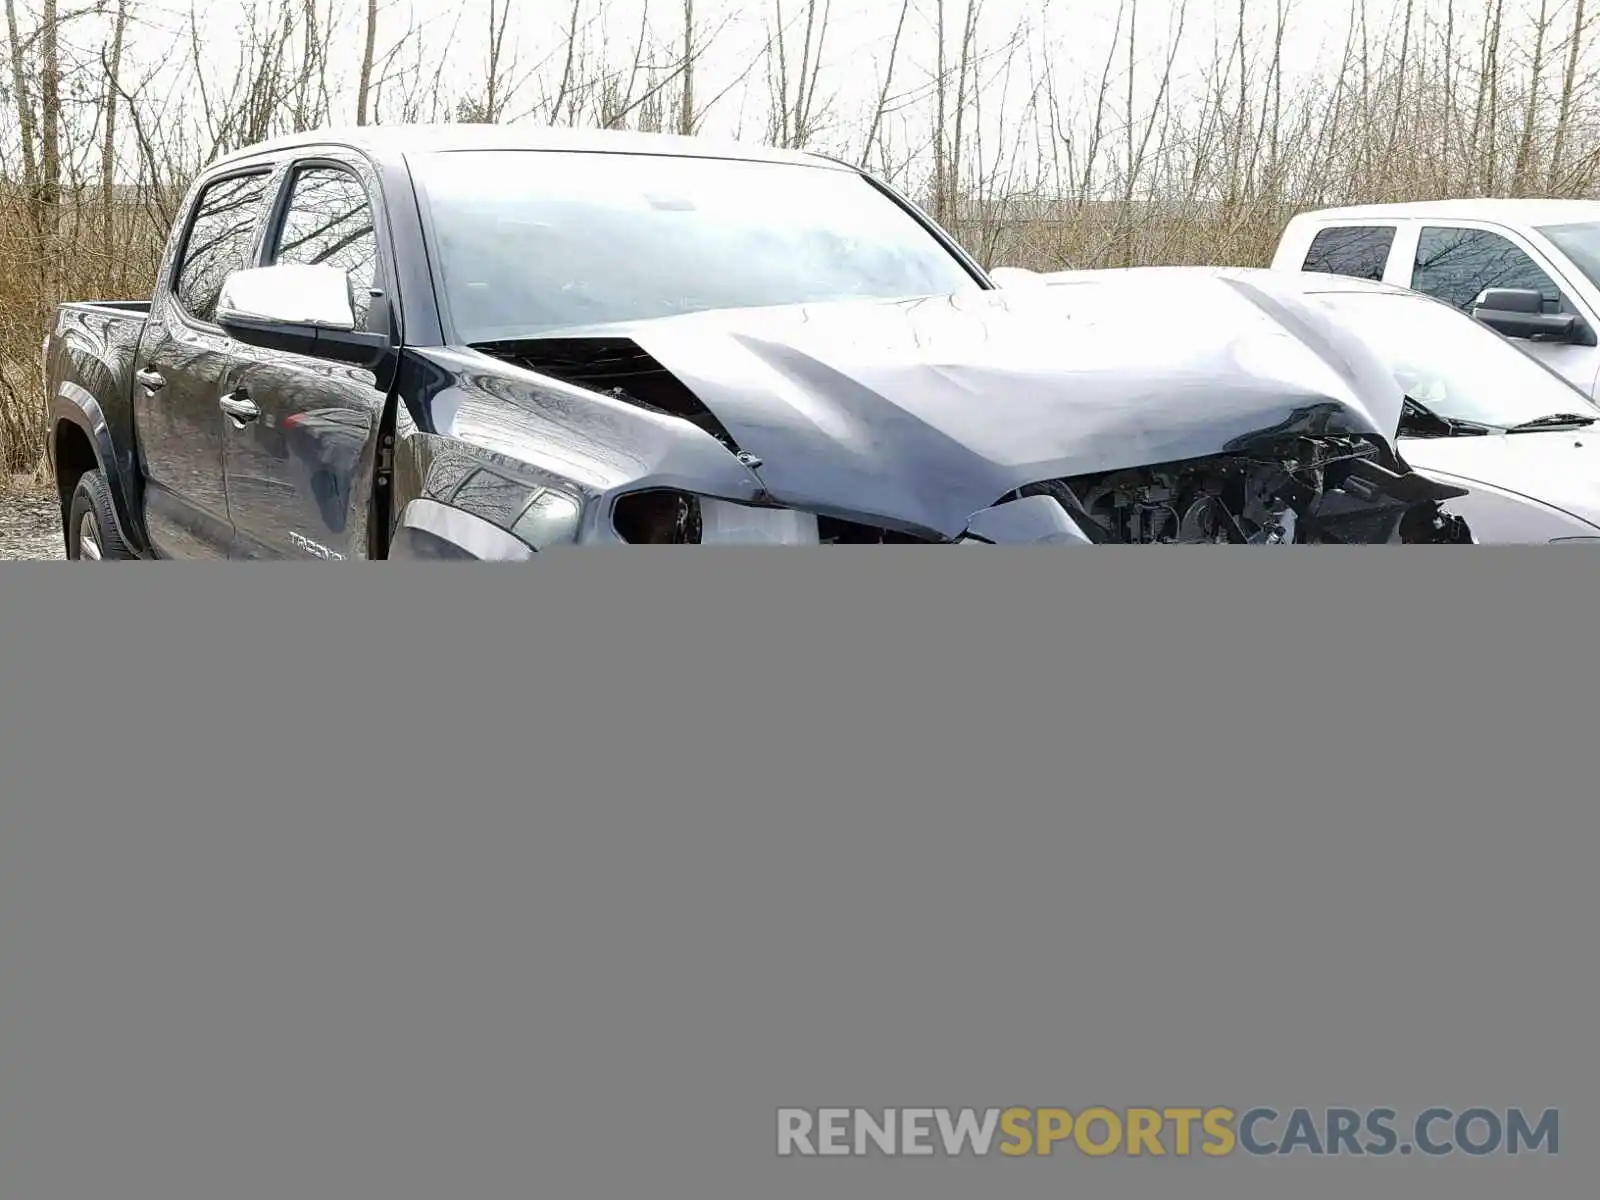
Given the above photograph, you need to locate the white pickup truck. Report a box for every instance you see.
[1263,201,1600,540]
[1271,200,1600,400]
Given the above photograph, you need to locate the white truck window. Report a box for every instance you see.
[1301,226,1395,281]
[1412,227,1563,314]
[1540,222,1600,292]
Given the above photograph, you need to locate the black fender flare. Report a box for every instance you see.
[50,383,148,555]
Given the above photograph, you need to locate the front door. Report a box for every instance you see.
[223,162,392,560]
[1406,224,1600,398]
[135,169,274,558]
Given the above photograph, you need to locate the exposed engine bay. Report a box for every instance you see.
[1028,436,1474,545]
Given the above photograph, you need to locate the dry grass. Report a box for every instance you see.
[0,186,167,474]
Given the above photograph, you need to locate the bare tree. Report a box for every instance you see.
[1513,0,1552,191]
[100,0,128,263]
[767,0,832,149]
[1550,0,1589,187]
[858,0,911,169]
[357,0,378,125]
[482,0,515,121]
[678,0,694,134]
[5,0,40,208]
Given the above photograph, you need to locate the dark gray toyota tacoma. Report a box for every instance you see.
[44,124,1474,557]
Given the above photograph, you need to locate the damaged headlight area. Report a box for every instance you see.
[608,435,1476,547]
[611,491,937,544]
[1004,437,1474,545]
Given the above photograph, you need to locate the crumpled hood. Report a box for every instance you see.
[514,275,1414,538]
[1401,428,1600,531]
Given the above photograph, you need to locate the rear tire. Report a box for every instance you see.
[67,470,134,560]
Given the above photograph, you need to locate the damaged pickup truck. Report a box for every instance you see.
[45,125,1473,557]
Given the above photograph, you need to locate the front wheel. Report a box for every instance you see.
[67,470,135,560]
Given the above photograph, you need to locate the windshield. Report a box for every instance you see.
[1539,220,1600,292]
[409,150,982,343]
[1305,290,1600,428]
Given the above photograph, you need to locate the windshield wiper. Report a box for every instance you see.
[1504,412,1600,433]
[1399,396,1498,438]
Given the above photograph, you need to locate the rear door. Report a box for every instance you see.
[134,169,274,558]
[222,155,396,560]
[1402,222,1600,396]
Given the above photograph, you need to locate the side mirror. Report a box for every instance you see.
[216,263,389,368]
[1471,288,1596,346]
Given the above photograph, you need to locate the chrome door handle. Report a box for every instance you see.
[136,367,167,392]
[219,390,260,424]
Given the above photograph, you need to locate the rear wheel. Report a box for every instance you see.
[67,470,134,560]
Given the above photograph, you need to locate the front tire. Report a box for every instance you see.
[67,470,134,560]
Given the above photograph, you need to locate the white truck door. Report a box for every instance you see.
[1401,222,1600,400]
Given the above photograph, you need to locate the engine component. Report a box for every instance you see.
[1027,436,1463,544]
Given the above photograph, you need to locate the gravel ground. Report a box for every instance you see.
[0,479,66,560]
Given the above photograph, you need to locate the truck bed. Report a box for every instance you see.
[46,299,153,553]
[48,301,149,395]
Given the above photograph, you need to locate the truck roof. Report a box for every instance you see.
[209,123,847,172]
[1288,198,1600,226]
